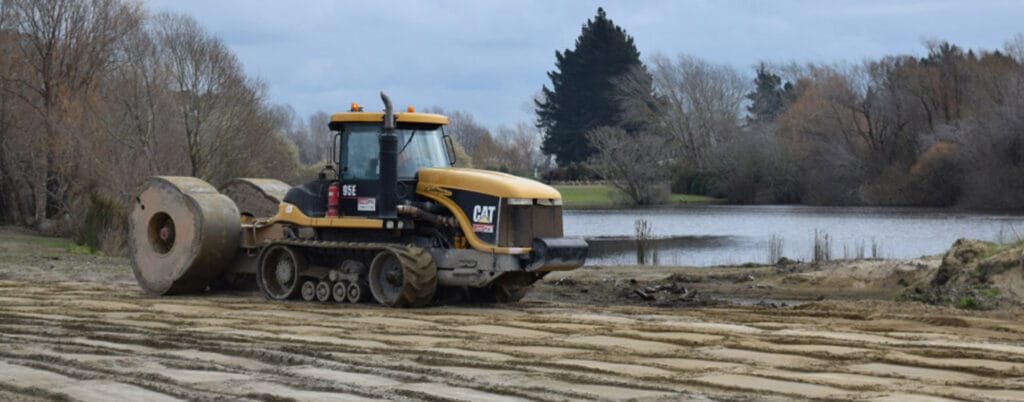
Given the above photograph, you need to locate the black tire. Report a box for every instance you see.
[368,247,437,307]
[257,245,306,300]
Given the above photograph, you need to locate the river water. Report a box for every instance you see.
[564,205,1024,266]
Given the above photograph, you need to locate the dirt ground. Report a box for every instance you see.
[3,227,1024,401]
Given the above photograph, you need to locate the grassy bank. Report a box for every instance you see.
[553,184,720,208]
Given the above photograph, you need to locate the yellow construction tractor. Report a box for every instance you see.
[128,93,587,307]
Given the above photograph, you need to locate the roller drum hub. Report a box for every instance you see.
[275,260,294,285]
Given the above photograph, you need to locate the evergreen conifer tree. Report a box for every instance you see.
[535,8,643,165]
[746,63,792,124]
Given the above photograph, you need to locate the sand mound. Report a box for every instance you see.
[902,238,1024,309]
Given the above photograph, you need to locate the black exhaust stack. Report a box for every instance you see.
[378,92,398,219]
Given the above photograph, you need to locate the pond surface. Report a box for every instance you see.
[564,205,1024,266]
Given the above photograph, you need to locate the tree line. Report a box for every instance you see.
[0,0,316,251]
[536,8,1024,210]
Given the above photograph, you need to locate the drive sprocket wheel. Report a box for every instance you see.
[368,246,437,307]
[257,244,306,300]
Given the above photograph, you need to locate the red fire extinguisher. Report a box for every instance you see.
[327,182,340,217]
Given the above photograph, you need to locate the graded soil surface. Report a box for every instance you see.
[2,227,1024,401]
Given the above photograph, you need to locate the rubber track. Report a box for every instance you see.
[264,239,437,307]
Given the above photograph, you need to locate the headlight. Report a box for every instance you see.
[506,198,533,205]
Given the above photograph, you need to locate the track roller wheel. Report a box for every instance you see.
[368,247,437,307]
[301,280,317,302]
[257,244,306,300]
[333,281,349,303]
[347,281,370,303]
[316,281,332,302]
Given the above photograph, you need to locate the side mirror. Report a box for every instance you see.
[444,134,457,166]
[333,132,343,167]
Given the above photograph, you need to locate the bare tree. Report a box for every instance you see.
[587,126,673,205]
[1006,33,1024,64]
[0,4,31,224]
[152,12,258,182]
[775,65,868,204]
[955,47,1024,209]
[234,102,302,184]
[1,0,142,228]
[307,110,332,163]
[95,20,178,197]
[492,122,545,176]
[616,54,749,170]
[711,124,799,203]
[427,107,489,158]
[0,0,305,248]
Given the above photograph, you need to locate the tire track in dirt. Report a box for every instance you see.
[2,280,1024,401]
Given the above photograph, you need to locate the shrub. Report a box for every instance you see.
[75,193,126,255]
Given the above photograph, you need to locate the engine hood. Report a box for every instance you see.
[416,168,561,199]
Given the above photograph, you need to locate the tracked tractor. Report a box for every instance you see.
[128,93,587,307]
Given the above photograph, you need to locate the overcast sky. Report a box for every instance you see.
[146,0,1024,131]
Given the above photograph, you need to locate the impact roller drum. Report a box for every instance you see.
[219,178,291,218]
[129,176,241,295]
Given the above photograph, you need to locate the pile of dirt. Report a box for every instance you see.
[901,238,1024,309]
[532,273,724,307]
[534,256,944,308]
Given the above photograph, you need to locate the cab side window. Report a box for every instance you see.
[343,133,379,180]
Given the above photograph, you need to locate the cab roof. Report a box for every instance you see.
[329,111,449,126]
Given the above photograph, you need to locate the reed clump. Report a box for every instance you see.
[635,218,656,265]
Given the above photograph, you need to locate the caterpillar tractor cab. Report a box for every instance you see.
[128,92,588,307]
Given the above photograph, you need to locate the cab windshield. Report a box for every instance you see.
[341,123,450,180]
